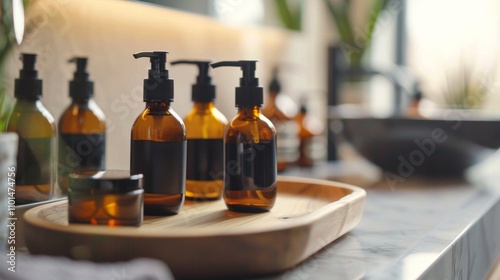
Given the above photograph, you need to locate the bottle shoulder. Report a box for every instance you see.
[225,114,276,142]
[7,100,56,137]
[184,107,228,127]
[59,101,106,134]
[184,107,227,139]
[131,107,186,142]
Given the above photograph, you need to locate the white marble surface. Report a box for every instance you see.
[259,164,500,280]
[7,162,500,279]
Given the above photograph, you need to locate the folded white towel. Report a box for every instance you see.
[0,255,174,280]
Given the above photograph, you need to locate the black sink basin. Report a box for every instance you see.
[340,115,500,177]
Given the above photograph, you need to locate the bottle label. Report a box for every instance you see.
[225,140,277,191]
[16,137,54,186]
[58,133,105,175]
[131,140,186,195]
[187,139,223,181]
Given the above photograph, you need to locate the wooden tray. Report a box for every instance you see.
[24,176,366,279]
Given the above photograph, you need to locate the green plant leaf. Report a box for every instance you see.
[324,0,388,66]
[274,0,302,31]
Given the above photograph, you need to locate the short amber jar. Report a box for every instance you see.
[68,170,143,226]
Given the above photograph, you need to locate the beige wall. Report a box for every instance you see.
[3,0,303,170]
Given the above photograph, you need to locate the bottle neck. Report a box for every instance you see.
[193,101,214,111]
[146,101,171,111]
[237,105,261,118]
[15,95,40,102]
[71,97,92,104]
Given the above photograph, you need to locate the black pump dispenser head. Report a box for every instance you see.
[171,60,215,103]
[15,53,42,99]
[133,51,174,102]
[68,57,93,100]
[210,60,263,107]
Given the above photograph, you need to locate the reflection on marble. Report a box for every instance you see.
[259,163,500,280]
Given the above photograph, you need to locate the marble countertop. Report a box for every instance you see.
[7,161,500,279]
[259,162,500,280]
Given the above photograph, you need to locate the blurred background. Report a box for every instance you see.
[1,0,499,176]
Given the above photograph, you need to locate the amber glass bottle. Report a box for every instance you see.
[6,53,55,204]
[131,51,186,215]
[262,68,298,172]
[171,60,227,200]
[58,57,105,194]
[295,98,323,167]
[212,61,277,212]
[296,103,315,167]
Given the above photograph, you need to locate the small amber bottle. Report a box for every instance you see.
[296,100,316,167]
[171,60,228,200]
[6,53,55,204]
[58,57,105,194]
[211,61,277,212]
[262,67,299,172]
[130,51,186,215]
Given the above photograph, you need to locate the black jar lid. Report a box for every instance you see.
[69,170,143,194]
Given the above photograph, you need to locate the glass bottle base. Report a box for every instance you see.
[144,193,184,215]
[186,180,222,200]
[224,186,277,213]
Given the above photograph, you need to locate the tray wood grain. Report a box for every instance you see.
[24,176,366,279]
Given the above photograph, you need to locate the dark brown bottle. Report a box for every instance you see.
[130,51,186,215]
[6,53,55,204]
[212,61,277,212]
[171,60,227,200]
[58,57,105,194]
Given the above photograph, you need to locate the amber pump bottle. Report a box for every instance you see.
[130,51,186,215]
[262,67,299,172]
[211,61,277,212]
[58,57,106,194]
[6,53,55,204]
[171,60,227,200]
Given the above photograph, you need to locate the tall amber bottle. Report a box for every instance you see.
[58,57,105,194]
[262,67,299,172]
[130,51,186,215]
[6,53,55,204]
[171,60,227,200]
[211,61,277,212]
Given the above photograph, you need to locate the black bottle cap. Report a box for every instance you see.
[68,57,93,100]
[69,170,143,194]
[210,60,263,107]
[299,97,308,114]
[133,51,174,102]
[14,53,42,99]
[171,60,215,103]
[269,67,281,93]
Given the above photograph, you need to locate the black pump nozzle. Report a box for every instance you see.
[133,51,174,102]
[171,60,215,102]
[15,53,42,99]
[68,57,93,100]
[211,60,262,107]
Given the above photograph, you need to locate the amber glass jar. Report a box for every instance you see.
[68,170,143,226]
